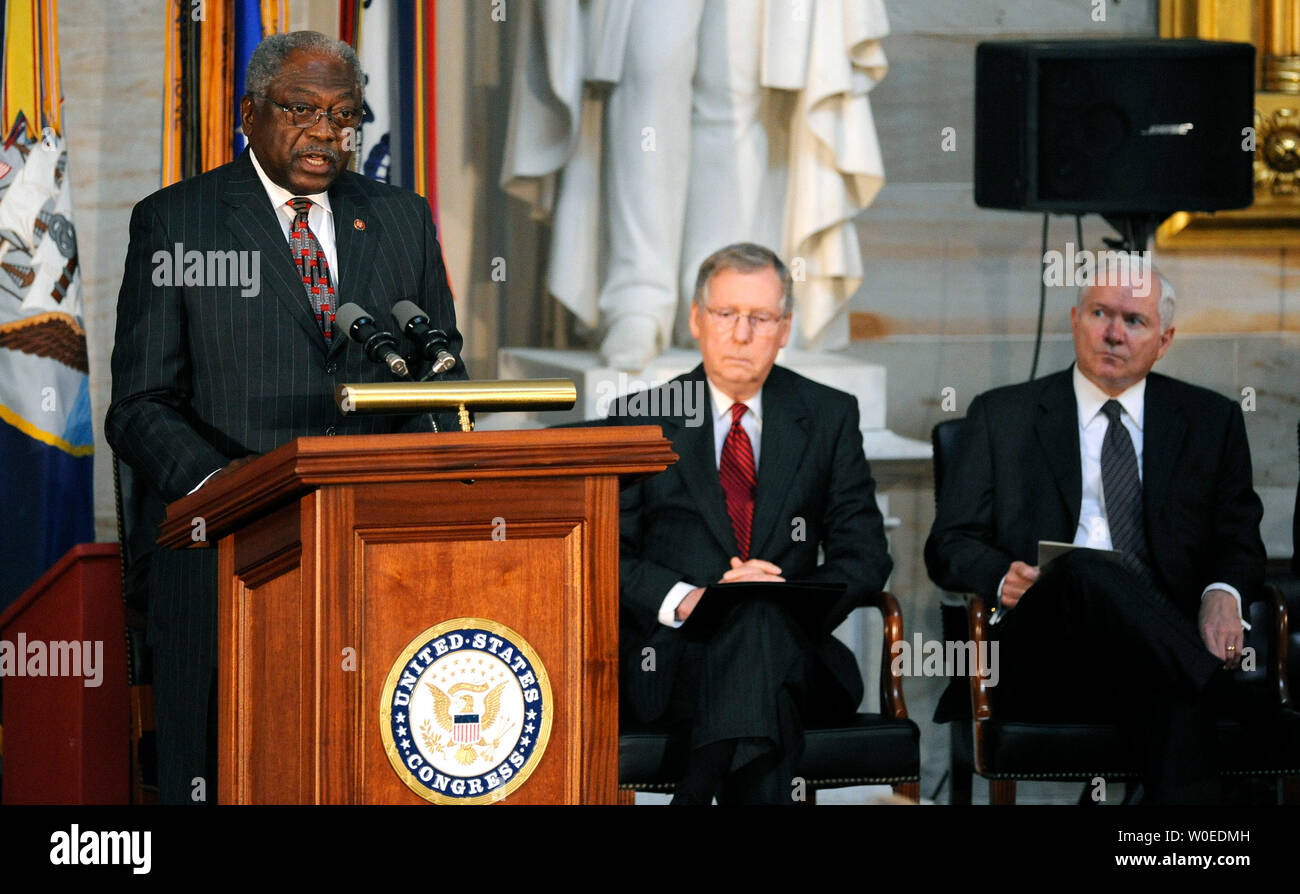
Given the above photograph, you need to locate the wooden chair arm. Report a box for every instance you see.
[1266,584,1291,709]
[963,593,997,777]
[861,590,910,721]
[964,594,995,722]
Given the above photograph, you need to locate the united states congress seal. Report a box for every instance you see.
[380,618,553,804]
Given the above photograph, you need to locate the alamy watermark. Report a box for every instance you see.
[595,374,707,427]
[0,634,104,687]
[50,825,150,874]
[152,242,261,297]
[891,634,999,687]
[1042,244,1153,298]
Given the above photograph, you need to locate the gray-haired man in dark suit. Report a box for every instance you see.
[926,274,1276,803]
[612,243,892,804]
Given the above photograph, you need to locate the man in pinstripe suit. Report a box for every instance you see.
[106,32,466,804]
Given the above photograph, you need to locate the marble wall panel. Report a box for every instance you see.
[60,0,164,541]
[886,0,1158,36]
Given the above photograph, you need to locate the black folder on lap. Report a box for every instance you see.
[681,581,848,641]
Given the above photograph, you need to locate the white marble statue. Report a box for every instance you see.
[501,0,889,369]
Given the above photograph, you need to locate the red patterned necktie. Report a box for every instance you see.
[288,197,335,342]
[719,402,756,559]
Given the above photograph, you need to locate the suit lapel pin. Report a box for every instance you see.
[353,218,365,231]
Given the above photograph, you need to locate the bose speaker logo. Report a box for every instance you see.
[1140,122,1195,136]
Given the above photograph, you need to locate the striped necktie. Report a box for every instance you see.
[719,402,756,559]
[1100,399,1155,586]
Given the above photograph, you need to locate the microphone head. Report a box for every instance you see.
[334,302,371,336]
[391,300,428,333]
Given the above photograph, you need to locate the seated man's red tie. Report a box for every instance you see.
[719,402,756,559]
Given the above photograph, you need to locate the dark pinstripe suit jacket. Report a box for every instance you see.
[106,148,467,698]
[613,364,893,721]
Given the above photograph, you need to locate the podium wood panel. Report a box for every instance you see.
[0,544,129,804]
[356,518,580,803]
[168,429,673,804]
[224,504,313,804]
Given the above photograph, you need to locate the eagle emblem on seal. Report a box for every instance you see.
[426,680,514,765]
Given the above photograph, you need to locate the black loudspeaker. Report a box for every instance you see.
[975,39,1255,215]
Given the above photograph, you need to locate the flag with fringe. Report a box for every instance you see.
[0,0,91,609]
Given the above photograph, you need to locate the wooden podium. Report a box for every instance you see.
[156,427,674,804]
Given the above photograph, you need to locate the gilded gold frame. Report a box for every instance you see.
[1157,0,1300,249]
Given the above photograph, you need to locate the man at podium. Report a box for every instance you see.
[105,31,466,804]
[613,243,892,804]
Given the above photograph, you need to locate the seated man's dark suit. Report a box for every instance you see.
[106,148,466,803]
[613,363,892,802]
[925,366,1266,802]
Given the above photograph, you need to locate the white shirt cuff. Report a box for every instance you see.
[187,468,223,495]
[1202,582,1250,630]
[988,573,1008,625]
[658,581,697,629]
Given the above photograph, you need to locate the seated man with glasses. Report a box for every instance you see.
[107,30,466,803]
[610,242,893,803]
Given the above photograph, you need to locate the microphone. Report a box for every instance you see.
[391,299,457,375]
[335,302,409,378]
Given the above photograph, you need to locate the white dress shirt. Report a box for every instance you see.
[249,148,340,286]
[656,379,764,628]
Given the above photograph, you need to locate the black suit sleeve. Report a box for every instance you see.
[418,202,466,380]
[106,199,231,503]
[402,201,469,434]
[924,394,1016,598]
[800,398,893,627]
[618,473,697,630]
[1206,402,1266,604]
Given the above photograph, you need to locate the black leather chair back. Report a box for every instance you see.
[931,418,967,505]
[1243,597,1275,688]
[932,418,971,725]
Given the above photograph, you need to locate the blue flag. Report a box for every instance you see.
[232,0,264,157]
